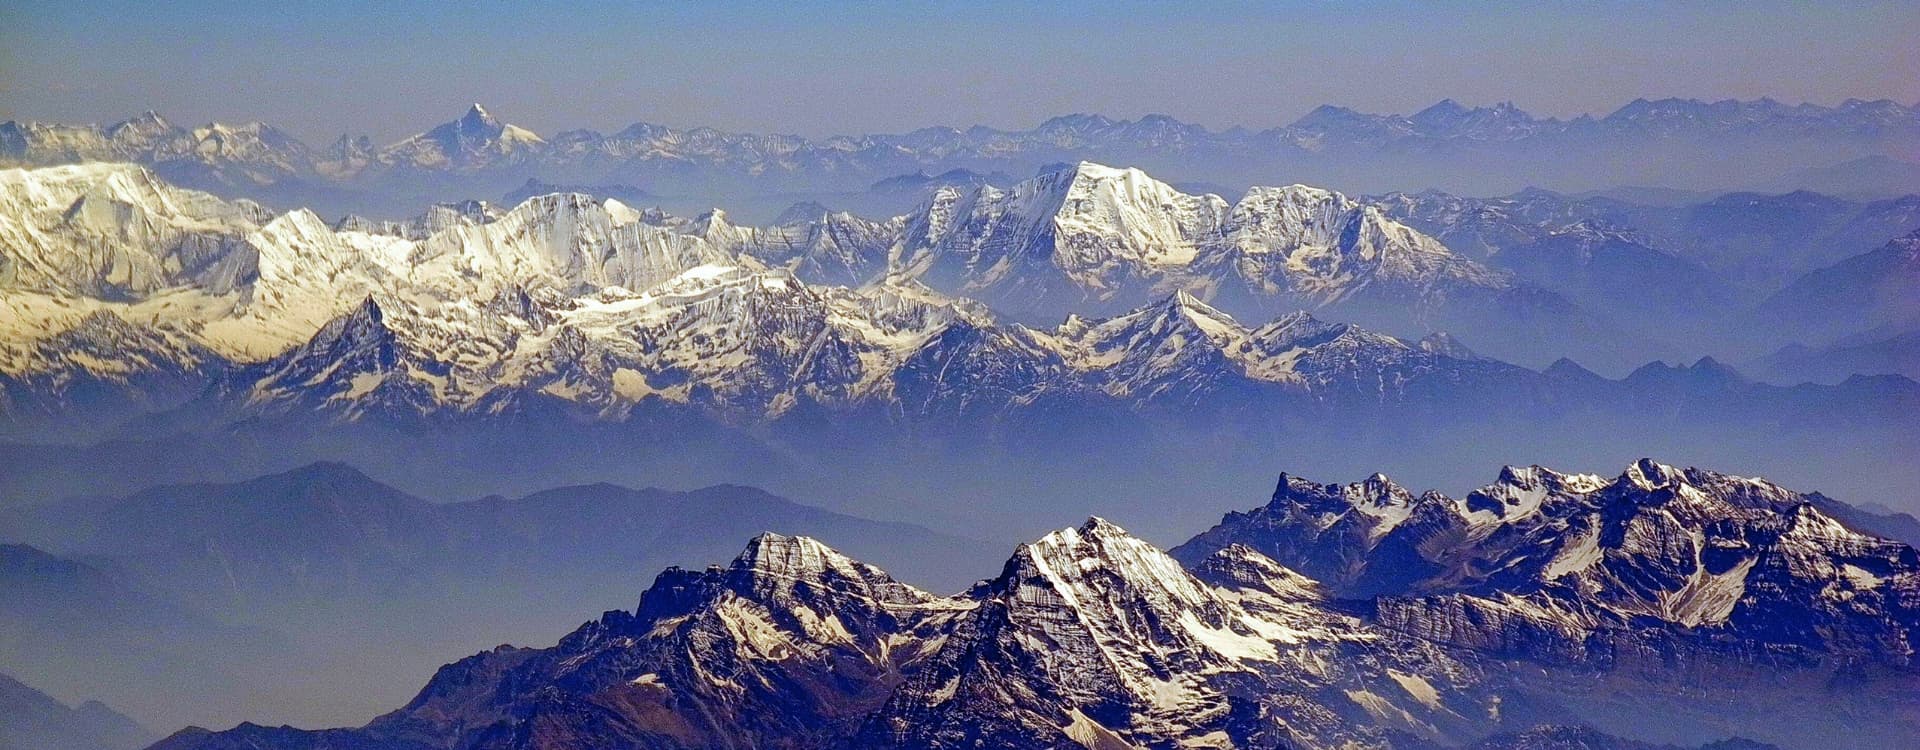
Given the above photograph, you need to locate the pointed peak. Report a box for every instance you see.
[120,110,172,128]
[1271,472,1331,503]
[1009,516,1221,620]
[1242,182,1343,204]
[772,200,832,226]
[724,533,934,606]
[1147,288,1231,320]
[1688,355,1745,380]
[304,296,397,350]
[1289,104,1370,127]
[1543,357,1599,379]
[1052,159,1131,182]
[1027,516,1144,553]
[1627,359,1680,378]
[1341,472,1415,511]
[1356,472,1409,500]
[1496,464,1535,485]
[1037,112,1118,131]
[732,532,862,580]
[350,294,385,323]
[1190,544,1325,601]
[1487,464,1606,497]
[445,103,509,139]
[1089,289,1244,343]
[741,530,811,551]
[274,460,381,485]
[67,307,134,329]
[106,111,175,141]
[1621,458,1683,490]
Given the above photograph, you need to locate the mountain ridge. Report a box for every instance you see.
[140,459,1919,750]
[6,96,1915,220]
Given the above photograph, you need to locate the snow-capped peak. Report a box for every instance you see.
[1619,457,1684,490]
[733,533,886,586]
[1009,516,1235,630]
[378,104,546,170]
[460,103,495,128]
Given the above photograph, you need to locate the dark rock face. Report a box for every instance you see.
[1173,460,1920,668]
[140,463,1920,750]
[341,534,954,750]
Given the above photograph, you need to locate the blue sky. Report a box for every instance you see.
[2,0,1914,142]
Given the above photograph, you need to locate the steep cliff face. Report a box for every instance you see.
[150,466,1920,750]
[1175,460,1920,667]
[321,533,963,750]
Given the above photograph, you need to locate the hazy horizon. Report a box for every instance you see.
[4,0,1916,144]
[3,3,1918,747]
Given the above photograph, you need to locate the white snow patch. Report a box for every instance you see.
[1388,670,1442,710]
[1544,525,1603,579]
[629,673,664,688]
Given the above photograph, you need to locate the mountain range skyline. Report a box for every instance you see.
[10,94,1920,150]
[3,4,1914,746]
[9,454,1919,743]
[3,159,1915,548]
[10,93,1916,226]
[7,456,1893,749]
[8,1,1916,144]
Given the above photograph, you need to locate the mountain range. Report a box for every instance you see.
[2,161,1916,544]
[0,463,981,732]
[0,672,150,750]
[4,98,1916,221]
[133,459,1920,750]
[1374,187,1920,293]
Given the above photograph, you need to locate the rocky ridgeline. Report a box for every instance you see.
[150,461,1920,750]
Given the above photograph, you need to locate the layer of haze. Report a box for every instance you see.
[3,0,1916,143]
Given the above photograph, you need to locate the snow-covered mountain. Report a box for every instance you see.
[898,163,1501,310]
[896,162,1233,304]
[0,162,1557,433]
[0,462,988,731]
[1174,459,1920,664]
[6,97,1916,219]
[3,162,1915,499]
[888,161,1631,367]
[7,98,1913,185]
[1374,187,1920,293]
[144,461,1920,750]
[9,141,1914,373]
[1749,229,1920,347]
[367,104,547,173]
[146,524,1493,750]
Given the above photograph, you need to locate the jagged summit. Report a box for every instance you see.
[461,103,495,126]
[732,532,896,587]
[377,104,546,171]
[0,162,1906,441]
[1179,459,1920,658]
[136,458,1920,750]
[1011,516,1220,611]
